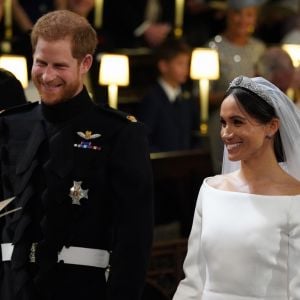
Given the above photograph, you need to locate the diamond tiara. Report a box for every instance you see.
[228,76,274,107]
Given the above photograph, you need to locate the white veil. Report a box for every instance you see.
[222,76,300,180]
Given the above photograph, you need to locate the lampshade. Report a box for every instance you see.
[282,44,300,68]
[99,54,129,86]
[0,55,28,88]
[190,48,219,80]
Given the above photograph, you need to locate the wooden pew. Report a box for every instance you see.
[150,148,213,238]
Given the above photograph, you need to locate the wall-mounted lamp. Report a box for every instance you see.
[282,44,300,67]
[1,0,13,53]
[0,55,28,88]
[99,54,129,109]
[190,48,219,135]
[174,0,185,38]
[282,44,300,101]
[94,0,104,29]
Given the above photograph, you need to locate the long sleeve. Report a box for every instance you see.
[173,185,206,300]
[288,197,300,300]
[106,122,154,300]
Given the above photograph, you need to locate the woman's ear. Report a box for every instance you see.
[267,117,280,138]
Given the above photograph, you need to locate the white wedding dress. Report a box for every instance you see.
[173,178,300,300]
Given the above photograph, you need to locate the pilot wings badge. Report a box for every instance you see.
[75,131,102,151]
[77,131,101,140]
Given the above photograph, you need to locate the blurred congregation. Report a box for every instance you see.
[1,0,300,298]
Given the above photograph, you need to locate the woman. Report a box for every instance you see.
[173,76,300,300]
[208,0,266,174]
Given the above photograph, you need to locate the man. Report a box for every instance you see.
[0,10,153,300]
[256,46,295,93]
[138,38,199,152]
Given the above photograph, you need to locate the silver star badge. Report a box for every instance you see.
[69,181,88,205]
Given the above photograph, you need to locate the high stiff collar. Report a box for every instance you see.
[41,87,94,123]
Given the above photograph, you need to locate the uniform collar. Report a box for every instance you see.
[41,87,93,123]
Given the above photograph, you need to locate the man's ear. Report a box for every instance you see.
[80,54,93,74]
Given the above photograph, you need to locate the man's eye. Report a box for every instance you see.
[35,61,46,66]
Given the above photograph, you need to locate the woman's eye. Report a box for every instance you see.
[233,119,243,125]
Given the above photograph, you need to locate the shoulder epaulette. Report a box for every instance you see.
[0,102,38,116]
[95,103,138,123]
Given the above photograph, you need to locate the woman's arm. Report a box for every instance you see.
[173,186,206,300]
[288,197,300,299]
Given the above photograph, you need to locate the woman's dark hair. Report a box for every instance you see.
[0,68,27,110]
[225,87,284,162]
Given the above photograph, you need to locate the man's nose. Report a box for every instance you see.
[42,66,56,82]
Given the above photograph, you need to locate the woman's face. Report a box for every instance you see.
[220,94,271,162]
[226,6,258,38]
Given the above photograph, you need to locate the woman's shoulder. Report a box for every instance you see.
[206,172,300,196]
[205,173,236,191]
[281,175,300,196]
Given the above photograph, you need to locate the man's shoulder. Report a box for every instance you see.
[0,102,39,118]
[93,103,139,125]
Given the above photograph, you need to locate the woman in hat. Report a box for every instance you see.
[208,0,266,174]
[173,75,300,300]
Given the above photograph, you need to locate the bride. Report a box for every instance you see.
[173,75,300,300]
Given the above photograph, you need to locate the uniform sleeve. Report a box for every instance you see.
[0,117,3,200]
[106,122,154,300]
[288,197,300,299]
[173,186,206,300]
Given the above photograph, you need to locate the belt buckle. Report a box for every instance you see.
[29,243,38,263]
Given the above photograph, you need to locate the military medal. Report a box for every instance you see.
[74,130,102,151]
[69,181,88,205]
[74,141,101,151]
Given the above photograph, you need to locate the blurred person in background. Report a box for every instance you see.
[255,46,295,94]
[137,38,199,152]
[0,68,27,112]
[106,0,174,48]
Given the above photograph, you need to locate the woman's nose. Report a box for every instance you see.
[221,126,233,139]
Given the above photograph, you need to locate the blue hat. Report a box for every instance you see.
[227,0,266,9]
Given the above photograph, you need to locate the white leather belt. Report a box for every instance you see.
[1,243,110,268]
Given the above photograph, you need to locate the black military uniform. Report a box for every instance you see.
[0,87,153,300]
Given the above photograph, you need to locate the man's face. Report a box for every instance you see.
[31,37,89,105]
[159,53,190,88]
